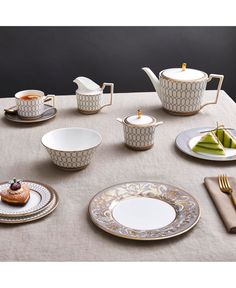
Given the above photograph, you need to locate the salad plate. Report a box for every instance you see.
[176,127,236,161]
[89,181,200,241]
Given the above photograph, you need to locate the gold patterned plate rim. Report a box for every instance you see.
[175,127,236,161]
[0,186,59,224]
[0,180,55,217]
[4,104,57,123]
[88,181,201,241]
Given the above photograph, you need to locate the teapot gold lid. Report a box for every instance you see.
[161,63,208,82]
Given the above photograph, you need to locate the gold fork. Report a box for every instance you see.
[218,175,236,207]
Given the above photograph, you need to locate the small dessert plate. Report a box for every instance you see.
[89,181,200,240]
[176,127,236,161]
[0,180,55,217]
[0,191,58,224]
[4,104,57,123]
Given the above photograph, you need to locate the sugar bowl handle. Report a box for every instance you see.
[100,83,114,110]
[200,74,224,110]
[154,121,164,128]
[116,118,123,124]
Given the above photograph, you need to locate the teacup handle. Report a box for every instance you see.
[200,74,224,110]
[100,83,114,110]
[43,94,55,113]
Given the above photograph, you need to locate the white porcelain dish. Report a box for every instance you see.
[0,180,53,217]
[175,127,236,161]
[89,181,200,240]
[41,127,102,170]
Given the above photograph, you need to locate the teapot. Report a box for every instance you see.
[73,77,114,114]
[142,63,224,115]
[117,110,163,151]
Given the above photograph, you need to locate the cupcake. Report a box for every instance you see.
[0,178,30,206]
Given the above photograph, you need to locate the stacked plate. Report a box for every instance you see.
[0,180,58,224]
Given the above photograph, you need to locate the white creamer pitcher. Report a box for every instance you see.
[74,77,114,114]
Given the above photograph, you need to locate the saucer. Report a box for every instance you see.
[4,104,57,123]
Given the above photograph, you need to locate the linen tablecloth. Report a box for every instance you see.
[0,91,236,261]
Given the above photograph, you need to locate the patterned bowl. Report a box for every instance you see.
[41,127,102,170]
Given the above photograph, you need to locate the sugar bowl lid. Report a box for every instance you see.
[161,63,207,81]
[125,110,156,126]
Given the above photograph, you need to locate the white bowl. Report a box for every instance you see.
[41,127,102,170]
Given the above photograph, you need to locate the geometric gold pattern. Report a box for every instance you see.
[123,125,155,150]
[159,77,208,113]
[46,147,97,170]
[16,98,46,118]
[76,93,102,113]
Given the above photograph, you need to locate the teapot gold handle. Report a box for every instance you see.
[200,74,224,110]
[100,83,114,110]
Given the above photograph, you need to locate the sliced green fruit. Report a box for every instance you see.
[214,128,236,149]
[192,132,225,155]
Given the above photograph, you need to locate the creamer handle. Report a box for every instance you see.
[100,83,114,110]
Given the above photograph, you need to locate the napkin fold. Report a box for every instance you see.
[204,177,236,233]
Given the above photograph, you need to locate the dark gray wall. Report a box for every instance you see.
[0,27,235,101]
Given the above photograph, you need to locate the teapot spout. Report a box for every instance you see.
[142,67,160,95]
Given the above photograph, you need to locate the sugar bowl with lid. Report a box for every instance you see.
[117,110,163,151]
[142,63,224,115]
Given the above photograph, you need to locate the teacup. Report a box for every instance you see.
[15,90,55,119]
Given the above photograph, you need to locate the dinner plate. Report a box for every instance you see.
[89,181,200,240]
[0,180,55,217]
[0,190,58,224]
[4,104,57,123]
[176,127,236,161]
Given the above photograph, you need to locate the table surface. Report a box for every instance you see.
[0,90,236,261]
